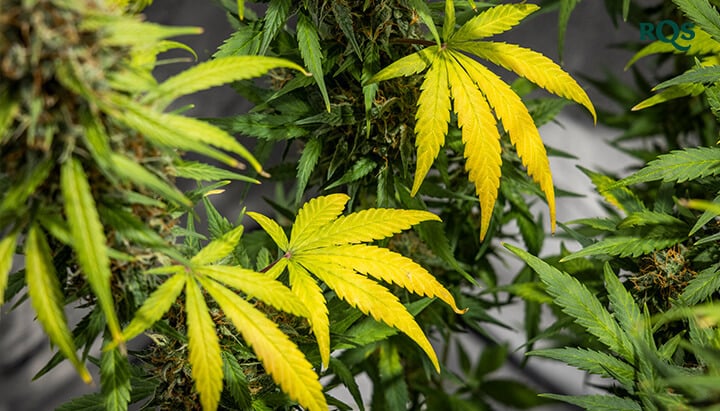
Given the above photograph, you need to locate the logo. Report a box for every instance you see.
[639,20,695,52]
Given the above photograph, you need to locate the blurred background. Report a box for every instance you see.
[0,1,648,409]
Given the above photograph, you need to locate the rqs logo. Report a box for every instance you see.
[639,20,695,51]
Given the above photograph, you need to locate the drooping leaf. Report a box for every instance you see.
[410,51,451,195]
[61,158,123,344]
[25,225,92,384]
[185,275,223,411]
[252,195,462,375]
[447,51,502,240]
[302,244,465,314]
[299,257,441,371]
[505,244,634,361]
[297,13,330,112]
[100,348,131,411]
[455,42,596,121]
[455,50,555,233]
[0,231,18,306]
[287,260,330,366]
[199,276,327,411]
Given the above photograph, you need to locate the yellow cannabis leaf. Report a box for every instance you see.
[367,2,596,240]
[115,224,327,411]
[248,193,466,371]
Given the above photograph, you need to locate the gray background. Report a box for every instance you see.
[1,1,649,409]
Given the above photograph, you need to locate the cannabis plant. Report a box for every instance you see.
[508,0,720,409]
[2,0,616,409]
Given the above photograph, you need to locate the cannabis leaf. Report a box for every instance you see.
[248,194,466,370]
[113,225,326,411]
[367,2,596,240]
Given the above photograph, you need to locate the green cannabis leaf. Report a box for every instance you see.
[248,193,467,370]
[367,2,596,240]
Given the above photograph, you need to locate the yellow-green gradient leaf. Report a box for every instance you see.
[458,42,596,122]
[447,51,503,240]
[26,225,92,384]
[299,257,440,372]
[301,244,466,314]
[289,193,350,250]
[191,225,244,266]
[412,52,451,195]
[246,211,289,250]
[61,159,123,344]
[300,208,441,250]
[366,47,437,84]
[450,3,539,42]
[195,265,308,318]
[186,275,223,411]
[110,153,192,207]
[0,231,18,306]
[456,53,557,233]
[443,0,456,41]
[288,260,330,367]
[145,56,308,108]
[199,276,327,411]
[117,273,186,345]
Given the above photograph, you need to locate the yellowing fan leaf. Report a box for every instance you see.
[26,225,93,384]
[457,42,596,122]
[454,51,557,233]
[367,2,595,240]
[296,197,440,250]
[0,231,17,306]
[195,265,309,319]
[185,275,223,411]
[287,260,330,367]
[446,51,502,240]
[300,244,465,314]
[246,211,289,250]
[288,193,349,250]
[298,257,440,372]
[117,273,187,345]
[251,195,463,374]
[199,276,327,411]
[191,225,244,266]
[450,3,539,42]
[412,51,451,195]
[366,46,437,84]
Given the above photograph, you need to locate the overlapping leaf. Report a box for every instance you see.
[248,193,466,371]
[367,1,595,239]
[114,219,325,411]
